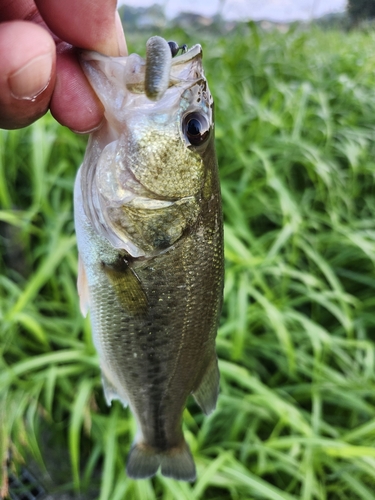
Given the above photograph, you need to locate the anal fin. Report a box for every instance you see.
[192,354,220,415]
[101,369,128,408]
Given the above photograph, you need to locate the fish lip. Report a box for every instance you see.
[171,44,202,65]
[79,42,203,73]
[79,43,202,65]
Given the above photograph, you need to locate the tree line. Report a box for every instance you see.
[348,0,375,24]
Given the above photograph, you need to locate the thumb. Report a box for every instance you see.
[0,20,56,129]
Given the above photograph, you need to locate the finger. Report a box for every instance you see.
[38,1,127,131]
[0,0,37,22]
[0,20,55,129]
[50,44,104,133]
[35,0,125,56]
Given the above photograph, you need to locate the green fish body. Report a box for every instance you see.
[74,37,223,481]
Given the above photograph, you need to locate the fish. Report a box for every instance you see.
[74,36,224,482]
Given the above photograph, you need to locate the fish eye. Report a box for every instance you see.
[183,112,210,146]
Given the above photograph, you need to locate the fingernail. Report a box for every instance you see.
[8,53,53,100]
[72,118,105,135]
[115,12,128,56]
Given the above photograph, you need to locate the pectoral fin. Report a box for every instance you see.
[77,255,90,317]
[102,257,148,316]
[192,355,220,415]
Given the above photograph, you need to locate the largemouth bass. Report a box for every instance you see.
[74,36,223,482]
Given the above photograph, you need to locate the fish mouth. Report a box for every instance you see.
[169,44,203,91]
[144,37,203,101]
[171,44,202,65]
[79,37,204,106]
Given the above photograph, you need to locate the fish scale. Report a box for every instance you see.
[75,37,223,481]
[85,229,222,446]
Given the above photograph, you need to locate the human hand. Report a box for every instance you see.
[0,0,127,132]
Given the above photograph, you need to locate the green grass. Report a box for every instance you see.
[1,23,375,499]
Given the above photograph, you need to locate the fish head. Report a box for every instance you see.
[81,39,214,195]
[79,38,215,256]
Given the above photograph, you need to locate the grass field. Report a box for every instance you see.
[1,22,375,499]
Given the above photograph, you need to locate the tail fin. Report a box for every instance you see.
[160,443,196,481]
[126,441,196,482]
[126,445,159,479]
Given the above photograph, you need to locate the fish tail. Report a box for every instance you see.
[126,441,196,482]
[160,441,196,482]
[126,444,160,479]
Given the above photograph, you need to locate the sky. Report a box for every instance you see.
[118,0,346,22]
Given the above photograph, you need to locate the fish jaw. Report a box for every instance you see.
[79,42,206,134]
